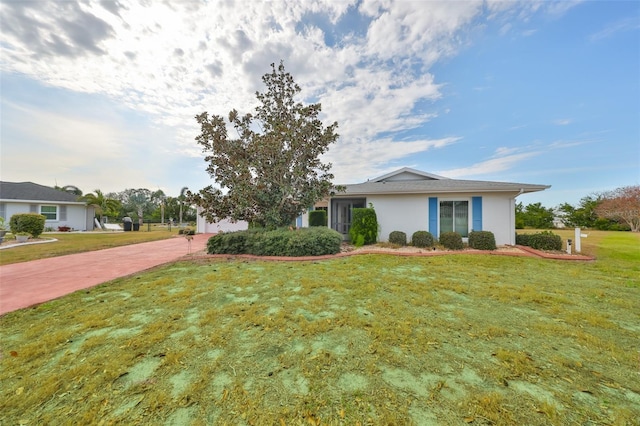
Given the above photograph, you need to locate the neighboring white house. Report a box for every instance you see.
[196,168,550,246]
[0,182,95,231]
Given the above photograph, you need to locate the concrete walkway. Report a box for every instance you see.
[0,234,210,316]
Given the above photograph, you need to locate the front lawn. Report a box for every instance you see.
[0,227,178,266]
[1,233,638,425]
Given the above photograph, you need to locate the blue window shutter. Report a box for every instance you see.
[428,197,438,235]
[472,196,482,231]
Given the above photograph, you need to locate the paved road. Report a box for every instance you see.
[0,234,210,315]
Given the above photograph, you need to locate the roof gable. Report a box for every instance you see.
[372,167,448,182]
[0,182,82,203]
[336,168,550,196]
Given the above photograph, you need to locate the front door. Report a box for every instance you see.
[331,198,366,239]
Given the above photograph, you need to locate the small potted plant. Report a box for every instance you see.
[15,232,30,243]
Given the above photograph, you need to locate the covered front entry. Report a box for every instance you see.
[330,198,366,239]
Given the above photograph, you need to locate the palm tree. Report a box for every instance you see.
[151,190,167,224]
[82,190,121,227]
[178,187,189,226]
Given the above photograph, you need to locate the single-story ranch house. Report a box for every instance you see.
[197,168,550,246]
[0,181,95,231]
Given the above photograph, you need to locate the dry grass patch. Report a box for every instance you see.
[1,233,639,425]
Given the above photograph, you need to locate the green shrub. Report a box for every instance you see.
[439,231,463,250]
[308,210,327,227]
[207,230,254,254]
[516,231,562,251]
[207,227,342,257]
[468,231,496,250]
[515,233,530,247]
[349,208,378,246]
[411,231,434,248]
[249,229,291,256]
[388,231,407,246]
[9,213,46,238]
[286,228,343,256]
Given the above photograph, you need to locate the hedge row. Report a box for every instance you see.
[516,231,562,251]
[207,227,342,257]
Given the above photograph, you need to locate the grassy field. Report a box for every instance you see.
[0,225,179,266]
[0,232,638,425]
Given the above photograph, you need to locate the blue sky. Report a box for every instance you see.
[1,0,638,208]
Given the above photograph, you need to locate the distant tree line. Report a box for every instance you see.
[55,186,197,225]
[517,185,640,232]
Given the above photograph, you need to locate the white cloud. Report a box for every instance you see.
[589,16,640,42]
[553,118,571,126]
[327,136,460,183]
[0,0,581,194]
[438,151,541,179]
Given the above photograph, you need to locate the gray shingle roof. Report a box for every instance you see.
[0,182,83,203]
[336,177,550,196]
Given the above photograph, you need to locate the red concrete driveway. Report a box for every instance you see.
[0,234,211,315]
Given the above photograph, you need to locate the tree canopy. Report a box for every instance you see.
[82,190,121,224]
[595,185,640,232]
[190,61,340,229]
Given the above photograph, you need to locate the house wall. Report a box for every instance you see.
[366,194,429,242]
[2,201,91,231]
[332,192,518,245]
[480,194,516,245]
[196,209,248,234]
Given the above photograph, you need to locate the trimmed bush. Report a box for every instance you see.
[516,231,562,251]
[9,213,46,238]
[439,231,463,250]
[411,231,434,248]
[207,227,342,257]
[468,231,496,250]
[207,230,252,254]
[349,208,378,247]
[308,210,327,227]
[388,231,407,246]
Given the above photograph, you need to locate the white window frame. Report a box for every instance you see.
[40,205,58,221]
[438,197,471,238]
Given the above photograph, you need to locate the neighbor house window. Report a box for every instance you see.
[0,203,5,220]
[40,205,58,221]
[440,200,469,237]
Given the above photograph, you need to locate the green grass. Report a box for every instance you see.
[1,232,639,425]
[0,226,178,266]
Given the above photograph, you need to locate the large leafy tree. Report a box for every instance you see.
[516,202,554,229]
[556,195,601,228]
[191,61,340,229]
[118,188,154,226]
[82,190,121,225]
[56,185,83,197]
[595,185,640,232]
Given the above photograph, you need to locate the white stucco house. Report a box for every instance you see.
[324,168,549,246]
[0,182,95,231]
[196,168,550,246]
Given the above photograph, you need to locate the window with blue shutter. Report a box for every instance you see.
[472,196,482,231]
[428,197,438,235]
